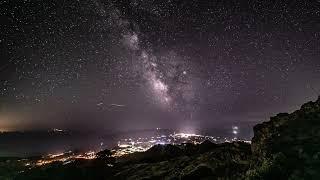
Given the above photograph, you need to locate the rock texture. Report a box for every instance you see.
[248,96,320,179]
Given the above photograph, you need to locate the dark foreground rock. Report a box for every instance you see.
[13,97,320,179]
[247,97,320,179]
[114,141,251,179]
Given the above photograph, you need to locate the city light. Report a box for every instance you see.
[26,131,250,166]
[232,126,239,135]
[111,132,250,157]
[34,151,97,166]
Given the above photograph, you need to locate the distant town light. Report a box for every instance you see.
[30,131,251,165]
[232,126,239,130]
[232,126,239,135]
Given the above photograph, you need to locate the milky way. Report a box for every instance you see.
[0,0,319,132]
[97,1,199,115]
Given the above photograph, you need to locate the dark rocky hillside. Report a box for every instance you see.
[247,96,320,179]
[14,97,320,179]
[114,141,251,179]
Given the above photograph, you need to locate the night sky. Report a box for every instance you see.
[0,0,319,132]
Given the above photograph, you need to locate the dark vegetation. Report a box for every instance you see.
[2,97,320,179]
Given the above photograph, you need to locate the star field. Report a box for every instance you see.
[0,0,319,131]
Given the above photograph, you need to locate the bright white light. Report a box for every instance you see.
[118,144,131,148]
[232,126,239,135]
[173,133,201,138]
[158,141,166,145]
[53,128,63,132]
[48,152,64,158]
[153,79,168,92]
